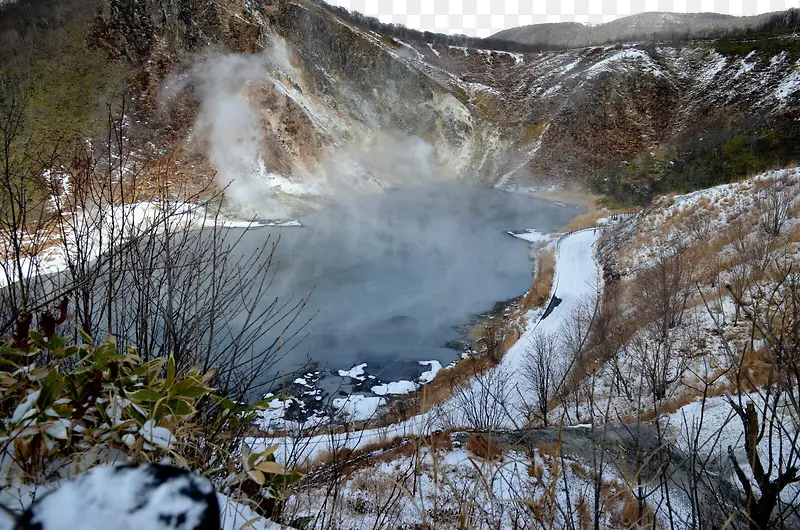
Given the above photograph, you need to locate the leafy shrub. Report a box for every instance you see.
[0,329,298,503]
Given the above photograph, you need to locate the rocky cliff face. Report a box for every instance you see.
[93,0,800,212]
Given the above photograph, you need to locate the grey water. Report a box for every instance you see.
[235,185,580,392]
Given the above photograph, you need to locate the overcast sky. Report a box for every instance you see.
[325,0,799,37]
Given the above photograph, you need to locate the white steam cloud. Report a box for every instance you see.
[161,46,288,218]
[161,37,452,216]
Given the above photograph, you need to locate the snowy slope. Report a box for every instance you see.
[0,201,291,288]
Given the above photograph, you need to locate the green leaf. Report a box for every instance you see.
[71,365,93,375]
[36,369,63,411]
[0,372,18,387]
[51,404,74,418]
[99,340,125,368]
[28,330,44,347]
[58,344,91,360]
[127,389,163,403]
[0,346,30,357]
[77,327,94,345]
[246,452,260,470]
[163,398,195,418]
[211,395,237,411]
[165,354,176,391]
[47,335,69,358]
[170,379,212,399]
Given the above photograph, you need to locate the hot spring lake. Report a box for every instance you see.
[234,186,580,394]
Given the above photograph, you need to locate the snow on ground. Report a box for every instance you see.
[558,59,581,76]
[465,81,502,96]
[219,494,285,530]
[284,441,634,530]
[611,167,800,271]
[331,395,387,422]
[665,392,800,505]
[695,51,727,84]
[733,50,757,79]
[448,45,470,57]
[584,48,664,78]
[775,59,800,102]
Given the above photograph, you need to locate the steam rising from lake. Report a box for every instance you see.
[232,185,580,388]
[160,45,291,218]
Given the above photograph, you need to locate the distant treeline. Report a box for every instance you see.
[306,0,559,53]
[308,0,800,54]
[590,110,800,206]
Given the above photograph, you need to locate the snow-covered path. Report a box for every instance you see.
[499,229,601,377]
[444,228,602,429]
[253,229,603,464]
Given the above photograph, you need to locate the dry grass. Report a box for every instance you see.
[617,492,656,529]
[577,495,592,530]
[522,248,555,310]
[787,223,800,244]
[561,209,619,233]
[465,434,505,461]
[378,316,522,425]
[736,347,774,390]
[304,431,455,475]
[533,186,602,212]
[618,382,732,423]
[400,350,501,414]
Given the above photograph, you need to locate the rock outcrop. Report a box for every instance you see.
[90,0,800,210]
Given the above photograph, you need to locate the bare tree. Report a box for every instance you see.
[756,175,793,238]
[0,80,54,317]
[724,258,800,530]
[450,366,514,431]
[0,94,314,411]
[636,244,695,340]
[690,254,800,529]
[524,331,560,427]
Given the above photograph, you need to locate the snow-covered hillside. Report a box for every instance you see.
[271,168,800,529]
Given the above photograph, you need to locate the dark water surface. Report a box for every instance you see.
[235,185,580,389]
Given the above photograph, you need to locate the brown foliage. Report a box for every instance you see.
[466,434,505,461]
[523,248,555,310]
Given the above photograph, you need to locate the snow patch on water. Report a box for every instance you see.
[418,360,442,383]
[332,395,386,421]
[371,380,417,396]
[508,229,551,243]
[338,363,368,381]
